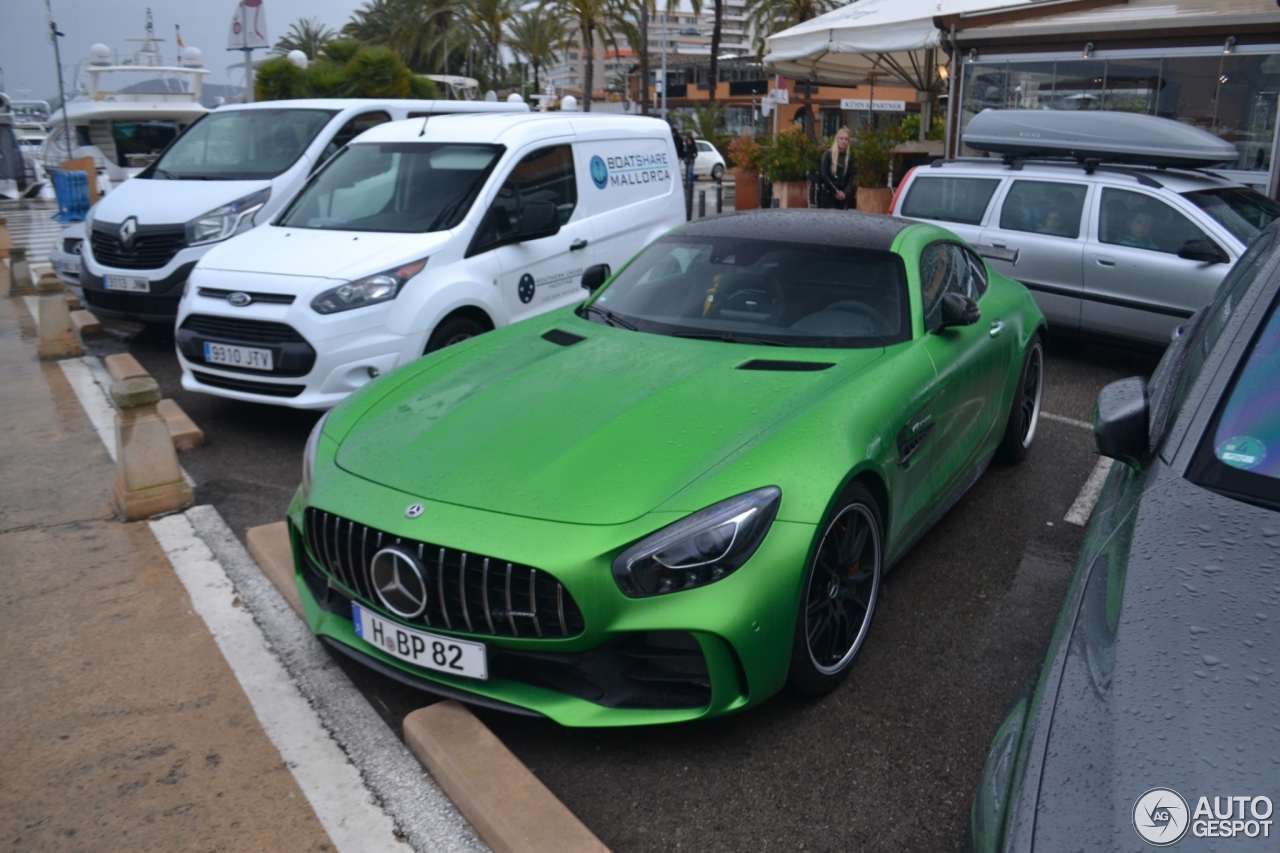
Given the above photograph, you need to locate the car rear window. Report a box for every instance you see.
[997,180,1088,239]
[900,176,1001,225]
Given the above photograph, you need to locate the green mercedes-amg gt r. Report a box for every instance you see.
[290,210,1046,726]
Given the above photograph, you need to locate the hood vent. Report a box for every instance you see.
[737,359,834,372]
[542,329,586,347]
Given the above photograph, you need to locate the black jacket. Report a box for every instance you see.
[819,149,854,201]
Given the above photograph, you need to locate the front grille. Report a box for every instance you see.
[91,223,186,270]
[191,370,305,397]
[304,507,586,639]
[180,314,307,344]
[198,287,296,305]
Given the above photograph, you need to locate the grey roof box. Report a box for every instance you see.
[962,109,1239,168]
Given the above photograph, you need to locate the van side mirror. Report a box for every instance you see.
[581,264,611,293]
[1094,377,1149,469]
[935,292,981,331]
[517,201,560,241]
[1177,239,1229,264]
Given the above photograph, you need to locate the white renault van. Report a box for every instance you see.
[175,113,686,408]
[79,98,527,323]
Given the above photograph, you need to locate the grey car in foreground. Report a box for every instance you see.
[967,222,1280,852]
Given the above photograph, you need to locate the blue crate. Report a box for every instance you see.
[52,169,91,222]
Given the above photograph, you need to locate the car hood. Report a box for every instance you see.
[335,316,885,525]
[91,177,272,226]
[197,224,454,281]
[1027,465,1280,850]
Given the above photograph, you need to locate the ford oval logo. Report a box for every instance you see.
[227,292,252,307]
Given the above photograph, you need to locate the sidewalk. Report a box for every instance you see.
[0,295,335,850]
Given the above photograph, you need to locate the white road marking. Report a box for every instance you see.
[1041,411,1092,430]
[22,295,39,321]
[150,514,407,853]
[1065,457,1115,526]
[58,357,118,460]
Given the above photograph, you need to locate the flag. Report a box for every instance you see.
[227,0,269,51]
[175,24,184,48]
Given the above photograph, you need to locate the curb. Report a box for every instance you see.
[246,521,302,617]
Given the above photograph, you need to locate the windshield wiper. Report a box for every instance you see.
[580,303,638,330]
[673,331,788,346]
[152,167,178,180]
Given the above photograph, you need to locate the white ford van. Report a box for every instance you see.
[174,113,686,408]
[79,98,527,323]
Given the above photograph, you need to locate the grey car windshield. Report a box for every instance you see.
[1181,187,1280,245]
[278,142,503,234]
[586,236,910,348]
[151,108,337,180]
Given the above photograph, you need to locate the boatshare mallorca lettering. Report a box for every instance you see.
[604,152,672,188]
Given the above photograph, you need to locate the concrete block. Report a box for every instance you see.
[65,293,82,310]
[404,701,610,853]
[0,217,10,260]
[36,277,83,360]
[7,246,36,297]
[111,378,193,520]
[156,398,204,451]
[104,352,150,382]
[70,309,102,337]
[246,522,302,618]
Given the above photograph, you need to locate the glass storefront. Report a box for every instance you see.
[959,49,1280,191]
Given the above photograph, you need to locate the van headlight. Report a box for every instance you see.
[185,188,271,246]
[310,258,428,315]
[300,411,330,498]
[612,487,781,597]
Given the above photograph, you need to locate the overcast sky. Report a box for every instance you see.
[2,0,370,100]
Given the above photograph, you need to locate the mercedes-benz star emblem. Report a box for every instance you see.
[369,547,428,618]
[405,503,424,519]
[119,217,138,250]
[227,291,253,307]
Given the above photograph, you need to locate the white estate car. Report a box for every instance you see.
[175,112,687,408]
[79,98,527,323]
[693,139,725,181]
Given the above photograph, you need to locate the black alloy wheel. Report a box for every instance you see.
[425,315,487,354]
[789,483,882,696]
[997,334,1044,462]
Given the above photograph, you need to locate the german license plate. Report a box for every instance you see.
[352,603,488,679]
[58,257,81,275]
[105,274,150,292]
[202,341,274,371]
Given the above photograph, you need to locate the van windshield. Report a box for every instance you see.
[150,108,337,180]
[1181,188,1280,245]
[277,142,504,234]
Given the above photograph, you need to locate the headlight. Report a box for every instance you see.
[301,411,330,498]
[612,486,781,597]
[310,258,428,315]
[185,188,271,246]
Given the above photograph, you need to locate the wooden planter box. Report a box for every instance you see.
[856,187,894,214]
[773,180,809,209]
[734,170,759,211]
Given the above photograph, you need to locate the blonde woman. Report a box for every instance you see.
[819,127,855,210]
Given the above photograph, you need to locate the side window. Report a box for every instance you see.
[997,180,1088,239]
[474,145,577,250]
[1099,187,1210,254]
[920,242,981,328]
[696,141,713,153]
[962,245,989,297]
[900,176,1002,225]
[316,111,392,167]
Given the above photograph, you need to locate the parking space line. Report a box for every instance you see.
[1042,411,1091,430]
[1064,457,1115,526]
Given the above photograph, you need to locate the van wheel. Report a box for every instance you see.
[711,163,724,181]
[425,316,486,354]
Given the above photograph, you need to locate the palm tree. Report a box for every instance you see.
[707,0,723,105]
[273,17,336,60]
[742,0,836,59]
[506,4,567,96]
[461,0,519,89]
[553,0,629,111]
[343,0,458,75]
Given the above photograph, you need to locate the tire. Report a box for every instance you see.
[711,163,725,181]
[996,334,1044,463]
[425,315,487,354]
[788,482,883,697]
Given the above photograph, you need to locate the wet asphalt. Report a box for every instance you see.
[89,322,1160,852]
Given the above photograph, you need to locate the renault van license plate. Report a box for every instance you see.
[203,341,274,371]
[58,257,81,276]
[105,275,150,292]
[352,603,488,679]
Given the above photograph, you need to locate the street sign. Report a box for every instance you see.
[774,76,789,105]
[227,0,269,51]
[840,99,906,112]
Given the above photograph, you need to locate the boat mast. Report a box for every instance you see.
[42,0,74,162]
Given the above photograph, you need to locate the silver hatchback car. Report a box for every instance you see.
[891,159,1280,345]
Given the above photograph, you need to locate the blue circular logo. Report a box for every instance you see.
[518,273,536,304]
[590,155,608,189]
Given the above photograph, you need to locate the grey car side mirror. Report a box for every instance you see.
[1094,376,1149,469]
[1178,239,1229,264]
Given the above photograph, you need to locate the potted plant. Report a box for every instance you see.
[852,125,900,214]
[759,128,823,208]
[727,133,764,210]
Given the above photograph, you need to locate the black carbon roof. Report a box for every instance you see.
[674,209,914,251]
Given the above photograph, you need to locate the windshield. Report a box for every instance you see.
[1181,188,1280,245]
[277,142,503,233]
[586,235,910,348]
[152,108,336,180]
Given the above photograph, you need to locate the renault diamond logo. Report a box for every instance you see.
[370,547,429,618]
[119,216,138,250]
[227,292,252,307]
[405,503,424,519]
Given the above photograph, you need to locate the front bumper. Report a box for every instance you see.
[289,465,814,726]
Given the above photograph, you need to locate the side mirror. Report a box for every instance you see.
[516,200,560,241]
[935,292,981,331]
[1094,376,1149,468]
[581,264,611,293]
[1177,239,1229,264]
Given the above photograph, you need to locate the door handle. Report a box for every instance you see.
[570,238,589,251]
[989,320,1006,338]
[990,241,1007,248]
[1094,257,1116,267]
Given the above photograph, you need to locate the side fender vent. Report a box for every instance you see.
[737,359,834,372]
[542,329,586,347]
